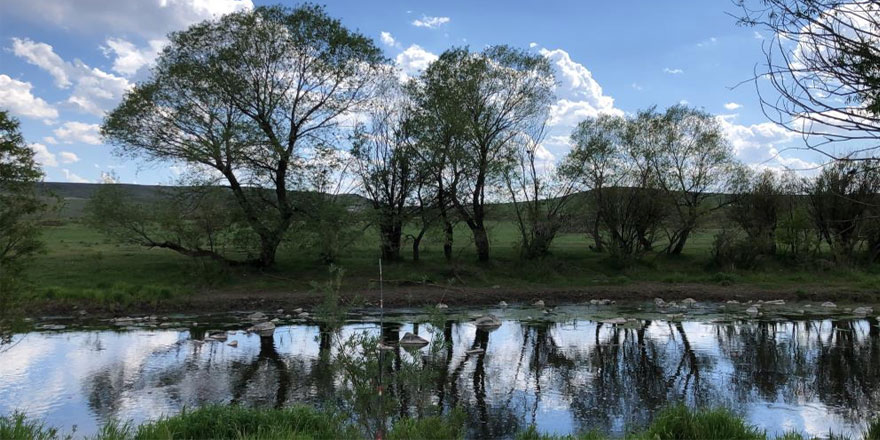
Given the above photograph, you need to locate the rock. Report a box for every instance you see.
[37,324,66,330]
[681,298,697,307]
[746,306,760,316]
[466,348,485,355]
[227,340,238,347]
[821,301,837,308]
[765,299,785,305]
[192,340,204,345]
[853,306,873,316]
[297,312,310,319]
[726,300,740,305]
[399,332,429,349]
[247,321,276,337]
[436,303,449,309]
[276,309,284,314]
[270,318,280,323]
[292,308,303,314]
[78,310,87,316]
[492,285,501,289]
[208,331,227,341]
[474,315,502,330]
[665,314,684,320]
[284,314,292,319]
[533,300,545,307]
[654,298,666,307]
[378,342,396,351]
[601,317,628,325]
[247,312,267,321]
[498,301,508,308]
[591,299,614,305]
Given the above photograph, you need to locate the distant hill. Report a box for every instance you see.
[36,182,372,220]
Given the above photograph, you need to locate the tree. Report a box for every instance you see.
[728,169,782,255]
[561,114,667,258]
[736,0,880,159]
[351,79,418,262]
[102,5,384,267]
[0,110,45,294]
[632,105,738,255]
[420,46,555,262]
[503,121,577,259]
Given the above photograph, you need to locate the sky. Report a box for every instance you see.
[0,0,828,185]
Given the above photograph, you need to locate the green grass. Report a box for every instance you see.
[3,405,876,440]
[15,219,880,308]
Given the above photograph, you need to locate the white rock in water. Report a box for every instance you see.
[38,324,66,330]
[681,298,697,306]
[227,340,238,347]
[746,306,760,315]
[498,301,508,308]
[270,318,280,323]
[399,332,429,348]
[247,321,276,337]
[436,303,448,309]
[292,308,303,314]
[821,302,837,308]
[853,306,873,316]
[276,309,284,314]
[726,300,740,305]
[601,317,628,325]
[297,312,310,319]
[533,300,545,307]
[474,315,502,330]
[208,331,227,341]
[247,312,267,321]
[654,298,666,307]
[466,348,485,355]
[765,299,785,305]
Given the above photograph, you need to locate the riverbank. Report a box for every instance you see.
[9,281,880,319]
[2,404,877,440]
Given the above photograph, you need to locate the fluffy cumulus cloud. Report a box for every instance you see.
[411,15,450,29]
[3,0,253,39]
[380,31,397,48]
[0,75,58,121]
[60,151,80,164]
[724,102,742,110]
[53,121,102,145]
[716,114,818,171]
[539,48,622,128]
[62,169,90,183]
[11,39,132,116]
[102,38,166,76]
[30,143,57,167]
[395,44,438,78]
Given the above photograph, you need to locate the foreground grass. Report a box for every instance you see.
[3,405,879,440]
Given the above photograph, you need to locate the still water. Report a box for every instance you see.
[1,303,879,438]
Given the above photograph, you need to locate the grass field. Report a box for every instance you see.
[13,216,880,310]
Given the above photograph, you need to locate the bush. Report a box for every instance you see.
[711,230,760,270]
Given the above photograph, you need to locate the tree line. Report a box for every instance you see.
[3,1,880,288]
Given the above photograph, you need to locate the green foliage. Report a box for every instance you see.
[0,110,45,301]
[0,412,68,440]
[386,409,466,440]
[629,405,764,440]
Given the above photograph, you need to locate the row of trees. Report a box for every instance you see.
[88,3,880,269]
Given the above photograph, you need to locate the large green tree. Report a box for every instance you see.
[102,5,385,267]
[419,46,554,262]
[0,110,44,293]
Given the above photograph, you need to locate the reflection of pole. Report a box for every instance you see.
[377,258,385,440]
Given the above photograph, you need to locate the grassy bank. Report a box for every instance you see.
[8,221,880,315]
[2,405,878,440]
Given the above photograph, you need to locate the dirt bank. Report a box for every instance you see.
[14,282,880,319]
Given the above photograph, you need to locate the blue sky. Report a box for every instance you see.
[0,0,825,184]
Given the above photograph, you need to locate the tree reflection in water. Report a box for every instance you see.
[61,316,880,437]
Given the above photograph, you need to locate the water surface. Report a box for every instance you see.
[1,303,878,438]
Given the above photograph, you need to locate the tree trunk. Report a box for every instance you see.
[443,220,454,262]
[591,216,604,252]
[379,222,403,262]
[473,225,490,262]
[412,228,426,262]
[669,227,691,255]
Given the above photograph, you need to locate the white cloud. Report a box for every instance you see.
[102,38,166,76]
[0,75,58,121]
[539,48,622,128]
[724,102,742,110]
[379,31,397,48]
[716,114,818,172]
[754,31,764,40]
[11,38,71,87]
[411,15,450,29]
[631,82,643,91]
[3,0,253,39]
[62,169,90,183]
[529,42,538,48]
[395,44,438,78]
[43,136,58,144]
[10,39,133,116]
[679,99,689,105]
[53,121,102,145]
[696,37,717,47]
[663,67,684,75]
[60,151,80,164]
[30,143,57,167]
